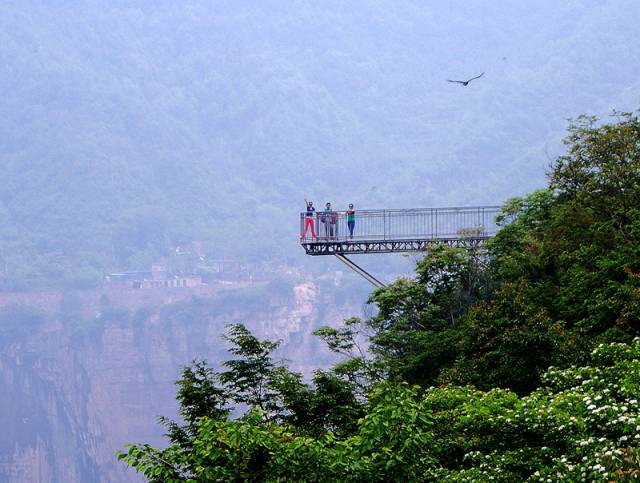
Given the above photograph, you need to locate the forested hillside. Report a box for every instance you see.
[121,113,640,481]
[1,1,639,288]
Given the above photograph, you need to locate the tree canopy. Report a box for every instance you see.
[119,112,640,481]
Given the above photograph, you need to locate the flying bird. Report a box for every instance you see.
[447,72,484,86]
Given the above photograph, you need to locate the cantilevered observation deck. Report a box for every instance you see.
[300,206,501,286]
[300,206,501,254]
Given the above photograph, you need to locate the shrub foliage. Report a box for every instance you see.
[120,113,640,480]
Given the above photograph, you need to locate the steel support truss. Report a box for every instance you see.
[334,254,386,288]
[301,236,490,256]
[302,237,490,287]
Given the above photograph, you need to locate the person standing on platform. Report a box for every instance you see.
[346,203,355,240]
[301,195,316,239]
[331,205,338,239]
[322,202,336,239]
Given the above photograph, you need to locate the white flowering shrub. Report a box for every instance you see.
[422,338,640,481]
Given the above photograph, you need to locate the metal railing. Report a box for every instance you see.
[300,206,501,243]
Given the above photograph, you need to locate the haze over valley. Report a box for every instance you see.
[1,1,639,481]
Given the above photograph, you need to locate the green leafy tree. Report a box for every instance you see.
[159,360,229,448]
[444,281,570,394]
[219,323,284,421]
[120,111,640,481]
[490,112,640,340]
[358,242,490,387]
[275,369,365,438]
[546,112,640,337]
[118,323,366,480]
[120,339,640,481]
[313,316,383,398]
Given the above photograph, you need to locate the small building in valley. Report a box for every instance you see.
[106,265,203,289]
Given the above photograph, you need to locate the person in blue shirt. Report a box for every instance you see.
[301,195,316,239]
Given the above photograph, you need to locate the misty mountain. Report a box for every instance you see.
[1,0,639,288]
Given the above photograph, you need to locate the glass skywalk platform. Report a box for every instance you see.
[300,206,501,256]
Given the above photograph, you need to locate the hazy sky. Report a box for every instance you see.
[1,0,639,269]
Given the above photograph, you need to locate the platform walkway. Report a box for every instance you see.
[300,206,501,256]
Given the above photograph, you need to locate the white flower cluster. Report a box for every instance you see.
[431,339,640,481]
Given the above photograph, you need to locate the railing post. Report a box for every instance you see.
[383,210,387,240]
[435,208,438,238]
[430,208,434,238]
[482,207,485,236]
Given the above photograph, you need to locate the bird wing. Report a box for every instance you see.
[447,79,464,84]
[467,72,485,82]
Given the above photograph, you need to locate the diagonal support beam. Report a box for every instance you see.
[334,254,386,288]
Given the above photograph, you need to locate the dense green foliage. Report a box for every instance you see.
[2,2,640,288]
[120,113,640,480]
[122,340,640,481]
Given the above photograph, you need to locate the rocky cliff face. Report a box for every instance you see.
[0,278,367,482]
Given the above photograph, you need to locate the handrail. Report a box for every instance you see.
[302,206,500,215]
[300,205,501,244]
